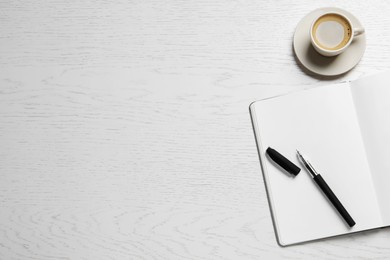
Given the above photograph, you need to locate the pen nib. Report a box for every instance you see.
[296,149,318,177]
[296,150,303,161]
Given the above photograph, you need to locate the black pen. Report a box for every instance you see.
[296,150,356,227]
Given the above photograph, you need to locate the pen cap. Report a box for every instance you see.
[266,147,301,176]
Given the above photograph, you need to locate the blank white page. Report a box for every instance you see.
[250,83,382,246]
[350,71,390,225]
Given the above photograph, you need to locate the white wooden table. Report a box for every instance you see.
[1,1,390,259]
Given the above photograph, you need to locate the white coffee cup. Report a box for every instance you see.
[310,12,365,57]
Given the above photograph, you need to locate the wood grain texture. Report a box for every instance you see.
[1,0,390,259]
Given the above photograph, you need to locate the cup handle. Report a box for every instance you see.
[354,27,365,36]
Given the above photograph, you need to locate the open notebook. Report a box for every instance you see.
[250,71,390,246]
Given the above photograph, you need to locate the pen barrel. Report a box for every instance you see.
[313,175,356,227]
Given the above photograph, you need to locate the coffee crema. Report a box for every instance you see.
[312,13,352,51]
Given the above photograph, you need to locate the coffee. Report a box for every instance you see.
[312,13,352,51]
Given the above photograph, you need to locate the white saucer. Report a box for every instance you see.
[293,7,366,76]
